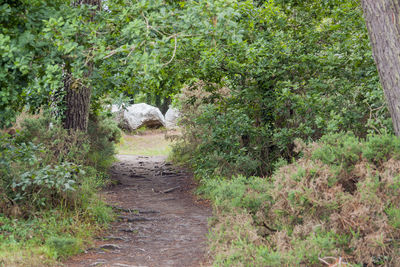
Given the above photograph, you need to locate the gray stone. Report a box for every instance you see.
[112,103,166,131]
[165,107,180,129]
[111,104,125,126]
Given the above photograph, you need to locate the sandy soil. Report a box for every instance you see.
[63,154,211,267]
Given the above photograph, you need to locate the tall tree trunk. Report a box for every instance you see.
[361,0,400,135]
[155,94,161,109]
[160,96,171,115]
[63,74,91,131]
[146,93,152,104]
[63,0,100,131]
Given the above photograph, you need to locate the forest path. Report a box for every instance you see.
[64,133,211,267]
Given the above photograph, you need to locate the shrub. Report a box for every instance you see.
[87,112,121,172]
[311,132,362,169]
[15,114,90,165]
[363,134,400,165]
[201,175,273,215]
[173,82,278,178]
[0,111,118,216]
[172,0,392,179]
[0,111,116,264]
[46,236,81,259]
[207,133,400,266]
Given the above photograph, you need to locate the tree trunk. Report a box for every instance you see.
[63,0,100,132]
[161,96,171,115]
[146,93,152,104]
[63,74,91,131]
[155,94,161,109]
[361,0,400,135]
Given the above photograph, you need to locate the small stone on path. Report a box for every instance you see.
[100,244,122,250]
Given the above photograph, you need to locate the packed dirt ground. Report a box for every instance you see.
[64,132,211,267]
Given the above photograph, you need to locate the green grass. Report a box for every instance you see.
[0,113,117,266]
[117,131,173,156]
[0,204,112,266]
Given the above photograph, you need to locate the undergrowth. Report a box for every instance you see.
[0,112,119,266]
[198,132,400,266]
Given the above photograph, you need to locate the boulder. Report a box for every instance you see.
[111,104,124,124]
[112,103,166,131]
[165,107,180,129]
[111,104,122,113]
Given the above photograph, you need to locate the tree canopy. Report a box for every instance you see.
[0,0,391,168]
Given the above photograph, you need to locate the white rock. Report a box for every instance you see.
[111,104,122,113]
[112,103,166,131]
[165,107,180,129]
[110,104,125,126]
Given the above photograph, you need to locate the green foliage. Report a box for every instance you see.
[363,134,400,164]
[311,132,400,168]
[15,114,90,165]
[0,0,187,127]
[173,0,391,177]
[13,162,79,206]
[205,133,400,266]
[0,113,116,264]
[1,0,398,265]
[385,206,400,229]
[182,104,267,177]
[87,112,121,172]
[0,207,109,265]
[200,175,272,214]
[0,0,66,127]
[45,236,80,259]
[1,138,77,210]
[311,132,361,169]
[1,1,391,168]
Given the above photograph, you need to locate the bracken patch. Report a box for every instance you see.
[206,133,400,266]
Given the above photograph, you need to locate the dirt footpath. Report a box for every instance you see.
[64,155,211,267]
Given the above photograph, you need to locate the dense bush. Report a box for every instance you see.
[0,112,118,264]
[0,112,119,217]
[205,133,400,266]
[173,0,391,177]
[87,112,121,172]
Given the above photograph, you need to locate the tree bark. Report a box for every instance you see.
[161,96,171,115]
[63,0,100,132]
[63,74,91,131]
[361,0,400,135]
[155,94,161,109]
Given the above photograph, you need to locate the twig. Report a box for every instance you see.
[161,186,180,194]
[319,256,348,266]
[109,205,159,214]
[124,42,144,64]
[163,35,177,66]
[103,49,118,59]
[142,11,150,30]
[141,12,166,36]
[118,215,152,222]
[319,257,331,266]
[262,222,277,232]
[103,42,143,61]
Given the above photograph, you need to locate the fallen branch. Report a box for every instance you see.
[110,205,159,214]
[319,256,349,267]
[118,215,152,222]
[161,186,180,194]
